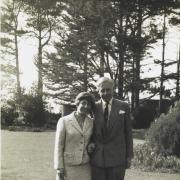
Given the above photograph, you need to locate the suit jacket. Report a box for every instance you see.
[90,99,133,168]
[54,112,93,170]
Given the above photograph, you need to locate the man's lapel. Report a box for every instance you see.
[108,99,125,133]
[97,100,104,123]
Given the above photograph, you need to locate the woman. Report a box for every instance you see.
[54,92,95,180]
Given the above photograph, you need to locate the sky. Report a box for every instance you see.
[141,27,179,78]
[19,38,38,88]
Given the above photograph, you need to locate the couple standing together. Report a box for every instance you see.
[54,77,133,180]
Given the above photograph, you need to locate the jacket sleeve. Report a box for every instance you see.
[124,104,133,159]
[54,118,66,170]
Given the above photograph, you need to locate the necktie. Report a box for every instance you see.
[103,102,109,137]
[104,102,109,125]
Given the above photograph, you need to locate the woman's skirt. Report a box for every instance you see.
[65,163,91,180]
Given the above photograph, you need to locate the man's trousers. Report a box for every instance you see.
[91,166,125,180]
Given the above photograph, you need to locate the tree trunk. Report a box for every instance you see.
[159,6,166,114]
[117,12,124,100]
[175,45,180,100]
[83,51,88,91]
[37,4,43,98]
[14,29,21,98]
[134,0,142,108]
[100,49,104,77]
[131,57,135,110]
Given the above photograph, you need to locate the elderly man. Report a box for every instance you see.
[90,77,133,180]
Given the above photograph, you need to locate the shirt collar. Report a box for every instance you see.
[102,98,113,106]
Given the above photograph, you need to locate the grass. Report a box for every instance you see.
[1,130,180,180]
[1,130,55,180]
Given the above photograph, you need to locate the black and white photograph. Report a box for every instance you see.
[1,0,180,180]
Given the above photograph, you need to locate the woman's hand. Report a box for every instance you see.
[57,168,66,180]
[87,143,96,154]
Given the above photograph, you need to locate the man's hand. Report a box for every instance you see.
[126,158,132,169]
[87,143,96,154]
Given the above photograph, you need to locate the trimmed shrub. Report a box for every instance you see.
[146,101,180,157]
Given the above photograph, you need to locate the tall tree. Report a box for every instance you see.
[150,0,180,113]
[42,0,179,106]
[1,0,25,99]
[43,1,97,102]
[23,0,56,99]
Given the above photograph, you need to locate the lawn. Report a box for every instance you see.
[1,130,180,180]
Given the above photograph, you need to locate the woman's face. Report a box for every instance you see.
[77,99,92,115]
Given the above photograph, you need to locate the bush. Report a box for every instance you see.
[1,100,18,126]
[146,101,180,157]
[132,99,172,129]
[1,89,47,128]
[132,143,180,173]
[132,105,155,129]
[8,126,44,132]
[45,112,61,129]
[20,94,47,127]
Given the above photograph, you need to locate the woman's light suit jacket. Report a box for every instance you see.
[54,112,93,170]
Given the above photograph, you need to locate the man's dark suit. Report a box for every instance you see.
[90,98,133,180]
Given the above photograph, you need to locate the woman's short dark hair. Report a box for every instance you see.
[75,92,95,107]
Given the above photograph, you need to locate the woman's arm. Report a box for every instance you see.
[54,118,66,170]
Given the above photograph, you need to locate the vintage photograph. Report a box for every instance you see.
[1,0,180,180]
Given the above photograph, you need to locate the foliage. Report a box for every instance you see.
[1,100,18,126]
[45,111,61,129]
[23,0,58,97]
[132,143,180,173]
[146,101,180,157]
[0,0,26,98]
[1,89,47,128]
[43,0,179,105]
[1,0,179,110]
[8,126,44,132]
[132,99,172,129]
[20,93,47,127]
[132,104,156,129]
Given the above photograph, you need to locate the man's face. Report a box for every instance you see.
[99,87,113,102]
